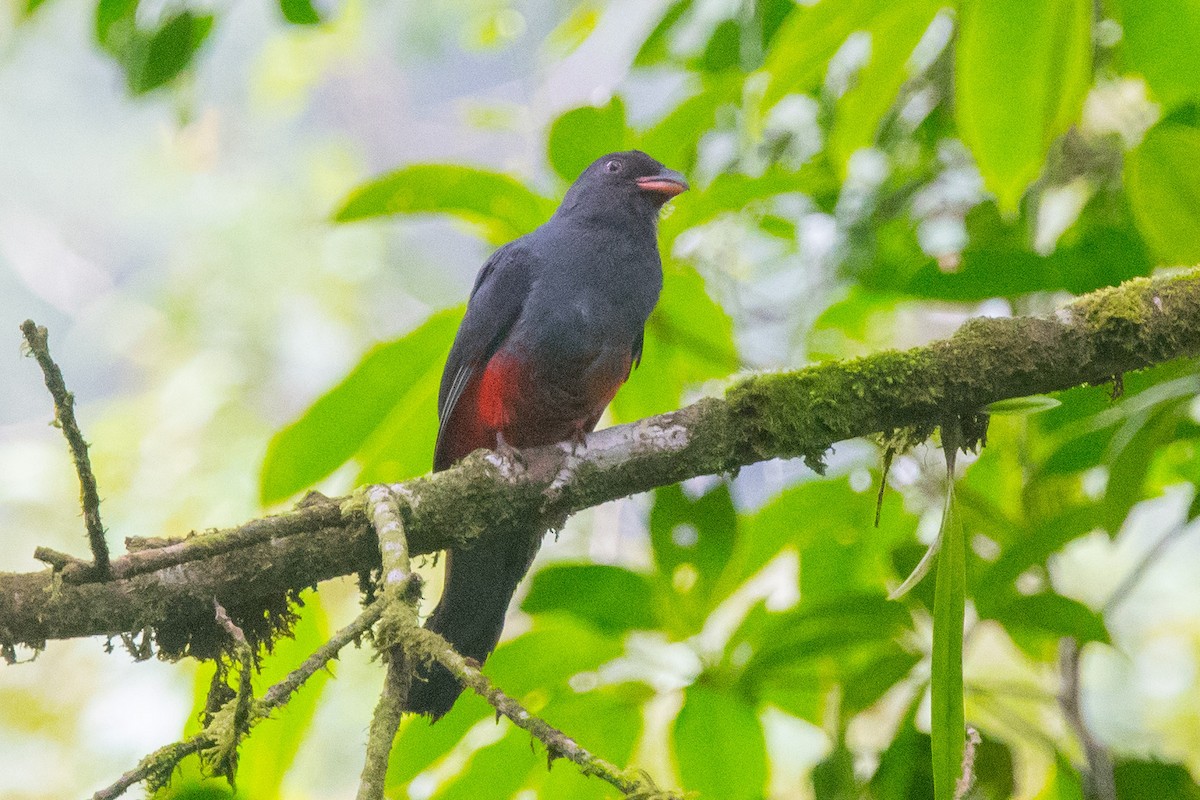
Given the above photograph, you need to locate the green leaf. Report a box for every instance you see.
[841,648,923,716]
[660,164,838,243]
[95,0,138,54]
[633,0,693,67]
[127,12,214,94]
[649,482,738,630]
[827,0,944,172]
[988,592,1110,645]
[387,692,491,789]
[741,593,912,679]
[861,193,1153,300]
[334,165,554,245]
[1125,121,1200,265]
[955,0,1092,212]
[522,564,659,634]
[610,264,737,422]
[259,308,462,504]
[870,712,934,799]
[486,617,624,698]
[430,722,534,800]
[639,74,741,174]
[1114,759,1200,799]
[546,98,630,184]
[985,395,1062,416]
[1032,753,1084,800]
[279,0,321,25]
[813,743,859,800]
[761,0,891,110]
[930,484,966,800]
[673,684,767,800]
[1112,0,1200,111]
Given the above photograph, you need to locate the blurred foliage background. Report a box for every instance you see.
[2,0,1200,798]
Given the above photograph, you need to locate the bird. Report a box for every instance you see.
[406,150,688,718]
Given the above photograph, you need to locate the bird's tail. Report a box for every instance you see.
[407,523,544,719]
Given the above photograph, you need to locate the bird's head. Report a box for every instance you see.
[559,150,689,219]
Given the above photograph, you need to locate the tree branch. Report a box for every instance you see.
[409,625,681,799]
[3,270,1199,652]
[357,486,420,800]
[20,319,111,577]
[91,599,385,799]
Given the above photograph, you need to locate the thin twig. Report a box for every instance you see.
[412,625,681,799]
[91,600,385,800]
[20,319,110,576]
[212,599,255,784]
[357,486,419,800]
[1059,639,1116,800]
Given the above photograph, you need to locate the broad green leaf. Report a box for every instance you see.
[827,0,944,172]
[870,712,935,799]
[741,593,912,679]
[1125,122,1200,265]
[279,0,321,25]
[259,308,462,504]
[955,0,1091,213]
[812,744,859,800]
[649,482,737,631]
[485,617,624,698]
[609,264,737,423]
[546,98,630,183]
[639,74,741,174]
[633,0,693,67]
[1113,759,1200,799]
[532,685,646,798]
[760,0,890,110]
[970,737,1018,800]
[660,164,838,243]
[861,193,1152,300]
[127,12,214,94]
[1112,0,1200,111]
[930,484,966,800]
[987,593,1110,645]
[95,0,137,53]
[985,395,1062,416]
[973,506,1099,611]
[522,564,659,634]
[737,476,917,602]
[841,648,923,716]
[1032,753,1084,800]
[387,692,492,788]
[673,684,767,800]
[334,165,554,245]
[430,722,533,800]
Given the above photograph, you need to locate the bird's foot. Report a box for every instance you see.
[493,431,527,470]
[568,428,588,457]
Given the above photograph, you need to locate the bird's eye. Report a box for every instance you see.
[605,160,621,173]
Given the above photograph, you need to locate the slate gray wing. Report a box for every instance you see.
[434,241,534,469]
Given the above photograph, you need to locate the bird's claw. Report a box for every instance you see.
[494,432,527,469]
[568,428,588,457]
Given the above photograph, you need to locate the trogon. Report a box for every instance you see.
[407,150,688,718]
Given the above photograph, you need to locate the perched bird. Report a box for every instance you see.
[407,150,688,718]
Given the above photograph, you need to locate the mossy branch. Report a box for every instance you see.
[20,319,111,578]
[356,486,420,800]
[3,269,1199,655]
[408,624,683,799]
